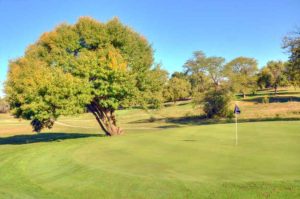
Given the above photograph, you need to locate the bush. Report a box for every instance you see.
[149,116,156,122]
[202,89,232,118]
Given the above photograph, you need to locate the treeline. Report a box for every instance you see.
[161,54,290,103]
[151,30,300,118]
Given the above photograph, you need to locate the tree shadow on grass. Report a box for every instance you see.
[157,124,181,129]
[166,115,300,126]
[242,96,300,103]
[254,91,300,96]
[0,133,105,145]
[130,115,300,128]
[129,118,165,124]
[164,99,192,107]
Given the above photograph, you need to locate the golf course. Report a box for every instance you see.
[1,2,300,198]
[1,89,300,199]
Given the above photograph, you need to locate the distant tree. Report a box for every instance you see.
[163,77,191,103]
[189,72,209,94]
[5,17,155,136]
[170,71,208,95]
[266,61,288,94]
[0,97,9,113]
[224,57,258,98]
[283,30,300,88]
[143,65,169,109]
[183,51,233,118]
[183,51,225,90]
[257,67,272,89]
[285,62,299,89]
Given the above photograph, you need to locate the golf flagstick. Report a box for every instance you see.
[234,104,241,146]
[235,112,238,145]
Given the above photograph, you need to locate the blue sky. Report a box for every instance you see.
[0,0,299,97]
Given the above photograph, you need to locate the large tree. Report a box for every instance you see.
[224,57,258,98]
[5,17,155,136]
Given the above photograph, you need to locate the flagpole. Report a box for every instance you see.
[235,113,238,146]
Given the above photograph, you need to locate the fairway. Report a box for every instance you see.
[0,119,299,198]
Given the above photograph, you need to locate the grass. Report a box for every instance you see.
[0,87,300,198]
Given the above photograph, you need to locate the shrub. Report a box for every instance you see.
[149,116,156,122]
[202,89,232,118]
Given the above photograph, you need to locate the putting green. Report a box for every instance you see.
[0,121,299,198]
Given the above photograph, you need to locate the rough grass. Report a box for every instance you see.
[0,87,300,198]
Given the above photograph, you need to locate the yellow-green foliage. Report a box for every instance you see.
[163,77,191,103]
[6,57,91,131]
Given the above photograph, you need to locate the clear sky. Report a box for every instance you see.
[0,0,299,97]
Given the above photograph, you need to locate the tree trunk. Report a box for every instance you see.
[274,85,278,95]
[243,93,246,99]
[87,101,123,136]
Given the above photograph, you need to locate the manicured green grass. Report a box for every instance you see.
[0,119,300,198]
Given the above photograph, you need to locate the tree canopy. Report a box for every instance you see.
[5,17,155,136]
